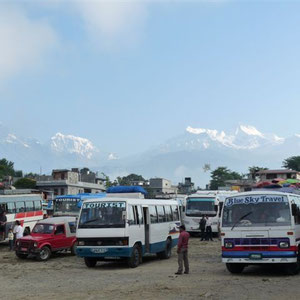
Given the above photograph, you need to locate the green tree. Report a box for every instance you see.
[100,172,114,189]
[283,156,300,171]
[248,166,268,180]
[116,174,145,186]
[0,158,15,179]
[13,178,36,189]
[210,167,242,190]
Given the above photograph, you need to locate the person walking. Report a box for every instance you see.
[205,216,213,241]
[199,215,206,241]
[175,225,190,275]
[8,228,14,251]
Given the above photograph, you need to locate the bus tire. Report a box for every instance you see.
[84,258,97,268]
[226,263,245,274]
[37,246,51,261]
[128,244,141,268]
[71,242,77,255]
[284,263,299,275]
[16,252,28,259]
[158,238,172,259]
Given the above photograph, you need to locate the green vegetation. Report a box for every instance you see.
[283,156,300,172]
[0,158,23,179]
[209,167,242,190]
[13,178,36,189]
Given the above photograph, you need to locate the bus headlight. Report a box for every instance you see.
[78,241,85,246]
[33,242,38,248]
[279,242,289,248]
[224,242,234,249]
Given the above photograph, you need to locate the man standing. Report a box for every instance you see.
[205,216,213,241]
[199,215,206,241]
[175,225,190,275]
[0,211,7,240]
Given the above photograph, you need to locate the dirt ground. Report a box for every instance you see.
[1,237,300,300]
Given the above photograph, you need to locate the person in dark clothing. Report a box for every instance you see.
[175,225,190,275]
[0,211,7,240]
[199,215,206,241]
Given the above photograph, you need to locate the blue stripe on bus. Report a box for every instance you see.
[76,238,179,258]
[222,251,297,258]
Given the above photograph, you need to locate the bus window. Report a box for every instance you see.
[34,200,42,211]
[7,202,16,214]
[128,205,137,225]
[156,206,165,223]
[164,206,173,222]
[16,202,25,213]
[25,201,34,212]
[149,206,158,224]
[137,206,143,224]
[0,203,7,213]
[172,206,179,221]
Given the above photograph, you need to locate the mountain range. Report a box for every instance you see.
[0,124,299,187]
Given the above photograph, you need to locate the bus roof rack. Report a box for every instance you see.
[107,186,148,195]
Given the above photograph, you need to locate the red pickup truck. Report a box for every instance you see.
[15,216,77,261]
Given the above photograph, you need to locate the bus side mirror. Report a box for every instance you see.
[292,203,297,216]
[183,207,185,212]
[218,202,224,218]
[214,205,218,212]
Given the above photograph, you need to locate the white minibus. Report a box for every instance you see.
[221,191,300,274]
[76,193,181,268]
[184,191,237,235]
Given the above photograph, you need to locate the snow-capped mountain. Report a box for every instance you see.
[50,132,98,159]
[1,123,300,187]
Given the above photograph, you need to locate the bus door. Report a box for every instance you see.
[143,207,150,253]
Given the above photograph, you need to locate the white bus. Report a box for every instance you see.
[0,193,44,238]
[221,191,300,275]
[76,193,181,268]
[184,191,237,235]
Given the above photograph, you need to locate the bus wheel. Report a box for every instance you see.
[84,258,97,268]
[38,246,51,261]
[284,263,299,275]
[226,263,245,274]
[16,252,28,259]
[158,238,172,259]
[128,245,141,268]
[71,242,77,255]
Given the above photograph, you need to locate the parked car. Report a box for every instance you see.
[15,216,77,261]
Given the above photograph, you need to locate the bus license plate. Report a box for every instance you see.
[91,248,108,254]
[249,253,262,260]
[21,248,27,252]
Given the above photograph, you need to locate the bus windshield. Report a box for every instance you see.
[186,198,216,216]
[222,194,291,227]
[55,199,80,214]
[79,201,126,228]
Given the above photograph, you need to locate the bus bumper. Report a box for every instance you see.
[222,251,297,263]
[76,246,132,258]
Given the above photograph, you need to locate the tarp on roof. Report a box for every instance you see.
[107,186,148,195]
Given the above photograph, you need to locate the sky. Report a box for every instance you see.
[1,0,300,157]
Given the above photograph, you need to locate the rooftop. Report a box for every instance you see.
[257,169,299,174]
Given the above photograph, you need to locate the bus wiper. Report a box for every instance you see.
[231,212,253,231]
[81,218,99,224]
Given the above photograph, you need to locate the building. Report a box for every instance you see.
[148,178,178,196]
[257,169,300,181]
[178,177,195,194]
[36,168,106,197]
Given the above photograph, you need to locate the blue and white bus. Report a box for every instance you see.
[76,188,181,268]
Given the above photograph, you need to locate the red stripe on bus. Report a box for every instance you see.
[26,212,35,217]
[222,246,297,252]
[35,211,43,216]
[15,213,25,218]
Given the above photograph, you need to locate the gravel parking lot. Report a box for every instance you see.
[0,237,299,300]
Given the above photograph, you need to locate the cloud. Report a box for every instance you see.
[74,0,147,49]
[0,6,57,80]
